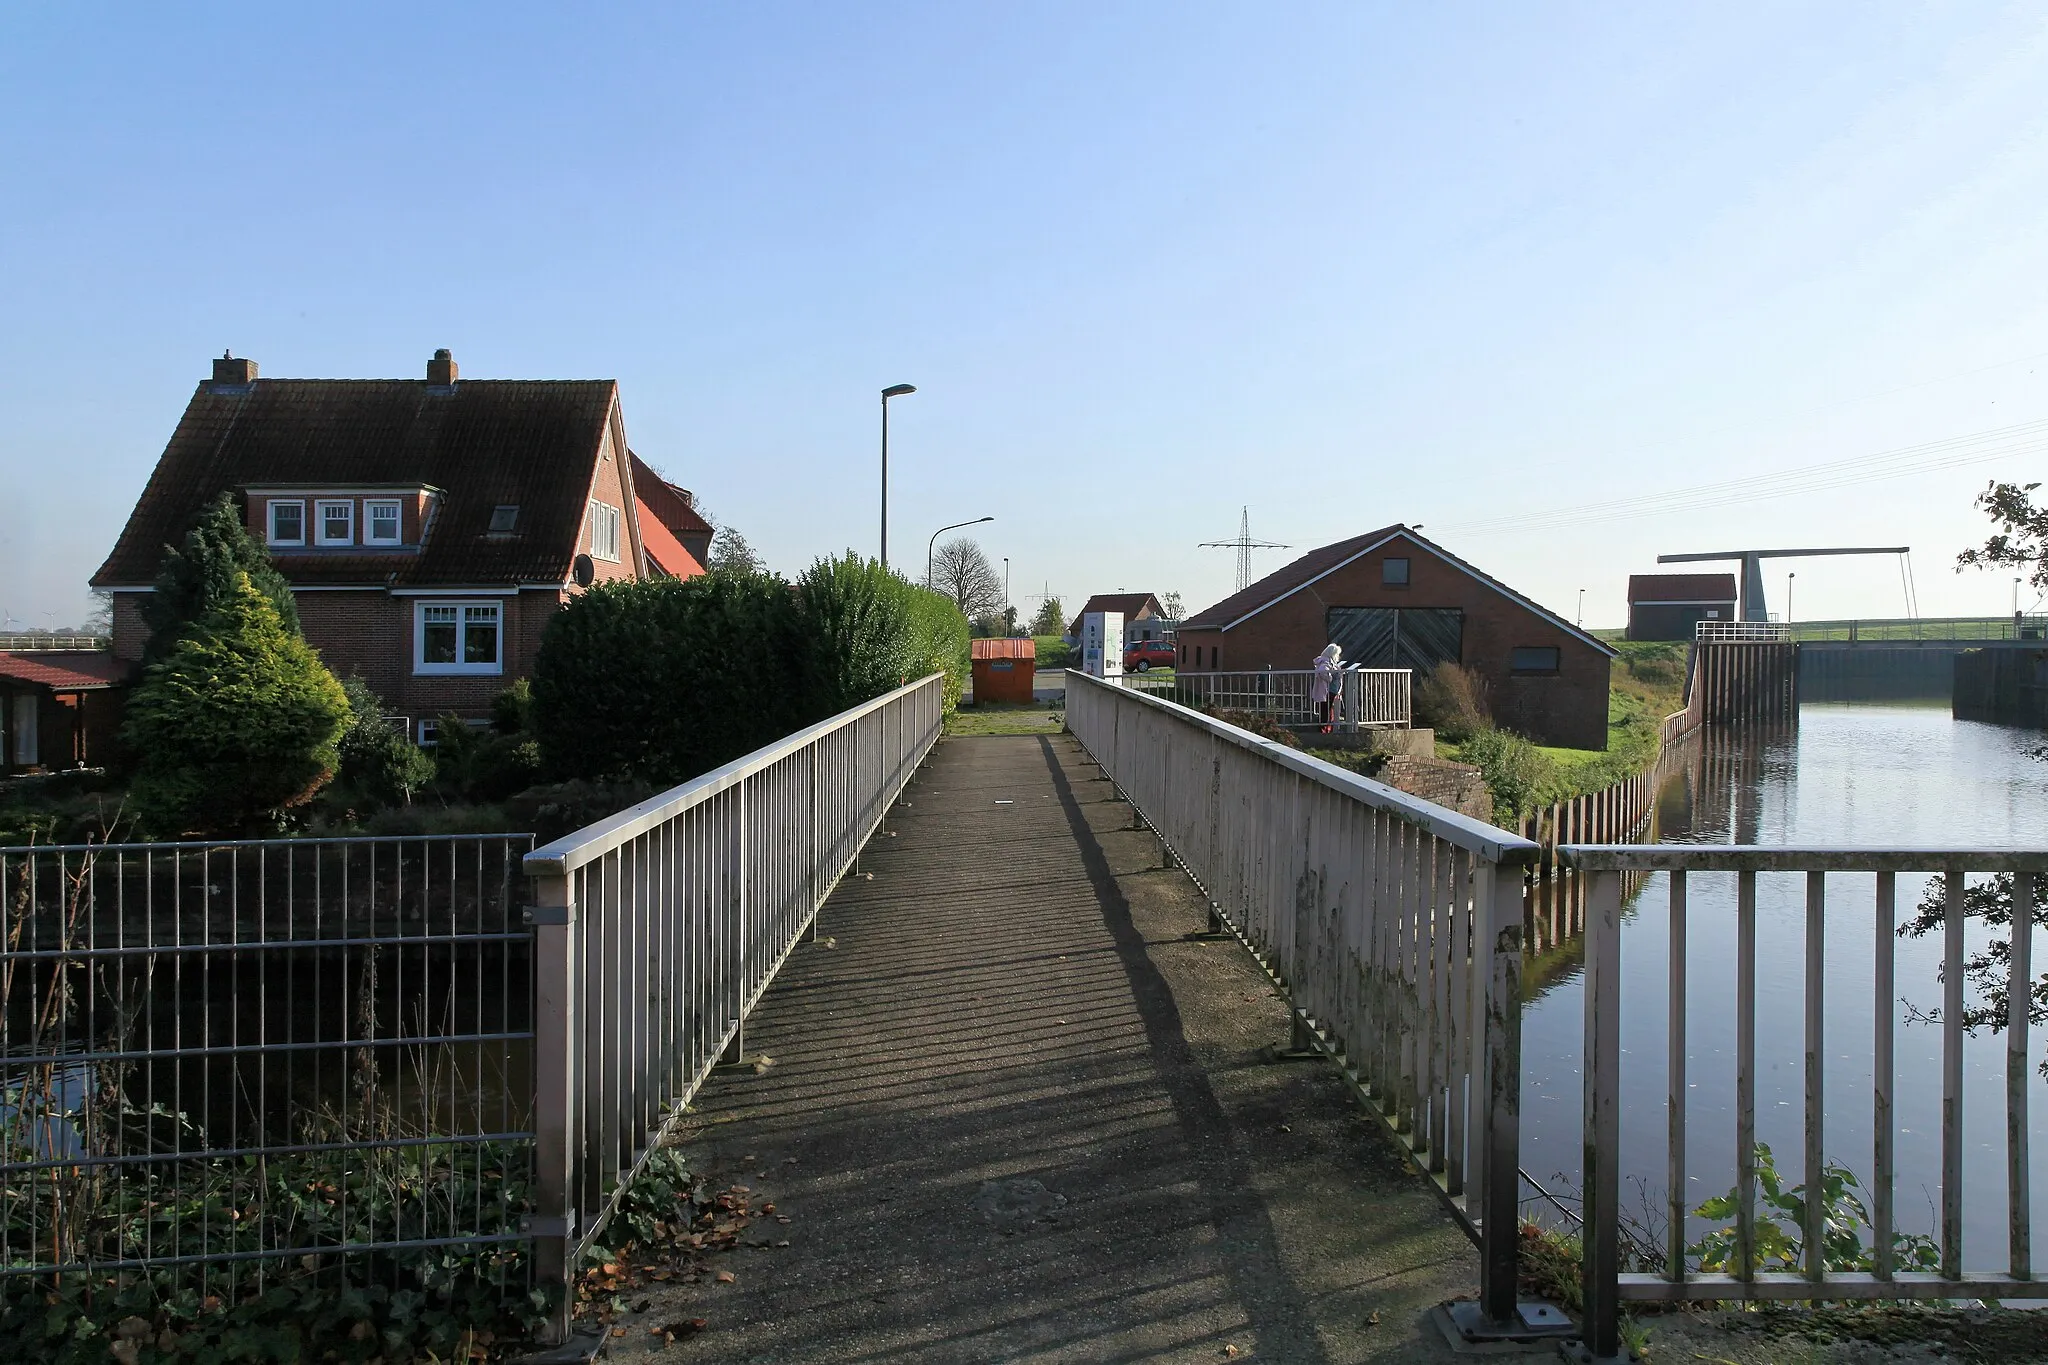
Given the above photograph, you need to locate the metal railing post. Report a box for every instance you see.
[1478,855,1526,1323]
[530,867,578,1345]
[1580,868,1623,1357]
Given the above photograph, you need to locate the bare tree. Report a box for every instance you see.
[1159,590,1185,623]
[931,537,1004,616]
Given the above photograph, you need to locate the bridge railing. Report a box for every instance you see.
[1696,621,1791,642]
[1066,670,1539,1325]
[522,675,944,1340]
[1561,845,2048,1359]
[1117,667,1412,730]
[1786,615,2047,644]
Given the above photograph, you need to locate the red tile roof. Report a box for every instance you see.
[1181,524,1615,656]
[1627,573,1737,604]
[629,451,713,538]
[971,637,1036,660]
[0,651,132,691]
[92,378,623,589]
[636,499,706,580]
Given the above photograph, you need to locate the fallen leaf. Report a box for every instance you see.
[715,1270,736,1284]
[1365,1311,1381,1327]
[1223,1347,1240,1359]
[113,1318,152,1341]
[775,1240,790,1248]
[611,1328,627,1338]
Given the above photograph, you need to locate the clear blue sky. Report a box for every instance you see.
[5,3,2046,632]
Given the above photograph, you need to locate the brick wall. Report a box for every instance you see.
[1378,754,1493,823]
[1178,544,1612,749]
[582,423,638,585]
[294,588,568,721]
[110,593,149,662]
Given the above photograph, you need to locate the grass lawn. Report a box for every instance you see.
[945,703,1065,737]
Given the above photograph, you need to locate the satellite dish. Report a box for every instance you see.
[572,554,595,588]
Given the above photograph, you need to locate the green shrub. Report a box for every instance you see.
[432,713,544,804]
[334,678,435,806]
[532,570,806,786]
[1459,726,1551,822]
[140,492,301,664]
[1415,662,1491,741]
[123,573,349,835]
[796,553,917,714]
[900,584,971,712]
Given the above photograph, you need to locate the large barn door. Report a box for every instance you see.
[1325,607,1463,673]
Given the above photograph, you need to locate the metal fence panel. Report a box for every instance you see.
[1117,668,1412,730]
[1,834,535,1290]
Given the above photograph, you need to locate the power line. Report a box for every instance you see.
[1435,417,2048,538]
[1200,507,1289,593]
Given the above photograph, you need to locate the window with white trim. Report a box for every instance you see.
[587,500,621,562]
[415,601,503,675]
[317,500,354,545]
[267,500,305,546]
[366,500,403,545]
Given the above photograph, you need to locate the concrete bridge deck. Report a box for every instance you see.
[612,732,1476,1364]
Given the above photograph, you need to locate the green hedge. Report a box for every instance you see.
[532,559,967,787]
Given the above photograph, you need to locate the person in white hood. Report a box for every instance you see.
[1311,642,1342,733]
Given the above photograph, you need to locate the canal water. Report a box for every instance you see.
[1519,701,2048,1265]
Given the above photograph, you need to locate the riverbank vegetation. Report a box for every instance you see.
[1428,644,1689,822]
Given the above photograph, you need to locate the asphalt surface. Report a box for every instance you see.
[607,733,1477,1364]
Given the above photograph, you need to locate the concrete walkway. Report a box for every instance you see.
[613,733,1476,1364]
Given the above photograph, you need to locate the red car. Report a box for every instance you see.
[1123,639,1177,672]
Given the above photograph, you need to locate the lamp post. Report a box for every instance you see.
[1786,572,1795,624]
[926,515,994,595]
[880,383,916,567]
[1004,557,1011,631]
[1576,588,1585,628]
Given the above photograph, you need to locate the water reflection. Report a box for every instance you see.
[1519,703,2048,1264]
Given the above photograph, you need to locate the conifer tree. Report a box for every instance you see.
[141,492,301,662]
[125,572,349,834]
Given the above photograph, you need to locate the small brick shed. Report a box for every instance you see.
[970,637,1036,703]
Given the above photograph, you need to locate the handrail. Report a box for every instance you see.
[1065,669,1539,1330]
[521,673,944,1343]
[1558,842,2048,1356]
[1076,670,1527,860]
[527,674,944,875]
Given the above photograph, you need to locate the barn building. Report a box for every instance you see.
[1174,525,1615,750]
[1626,573,1738,641]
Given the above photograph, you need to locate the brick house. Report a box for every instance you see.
[91,350,709,740]
[1174,525,1616,749]
[1066,593,1169,642]
[0,651,130,775]
[1626,572,1737,641]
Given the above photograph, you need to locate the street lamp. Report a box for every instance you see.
[1576,588,1585,628]
[1786,572,1795,624]
[926,515,994,593]
[1003,557,1011,629]
[879,384,916,567]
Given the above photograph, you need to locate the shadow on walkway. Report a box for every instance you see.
[612,734,1475,1364]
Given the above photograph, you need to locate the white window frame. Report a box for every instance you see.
[365,499,403,546]
[316,499,355,546]
[414,600,504,676]
[587,499,621,562]
[267,499,305,546]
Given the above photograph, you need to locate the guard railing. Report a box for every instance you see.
[1117,667,1412,730]
[522,674,944,1340]
[1562,845,2048,1359]
[1066,670,1538,1326]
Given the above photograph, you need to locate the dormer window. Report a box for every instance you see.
[268,500,305,546]
[489,505,519,533]
[366,500,402,546]
[587,500,621,562]
[317,500,354,546]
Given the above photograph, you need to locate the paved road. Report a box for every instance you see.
[612,733,1476,1364]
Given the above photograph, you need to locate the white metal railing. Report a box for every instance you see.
[1118,667,1411,730]
[0,634,110,652]
[1696,621,1791,642]
[1562,845,2048,1359]
[521,675,944,1340]
[1066,671,1539,1329]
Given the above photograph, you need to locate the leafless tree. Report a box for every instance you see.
[931,537,1004,616]
[1159,590,1185,623]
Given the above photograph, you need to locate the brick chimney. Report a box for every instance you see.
[426,348,458,386]
[211,351,257,387]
